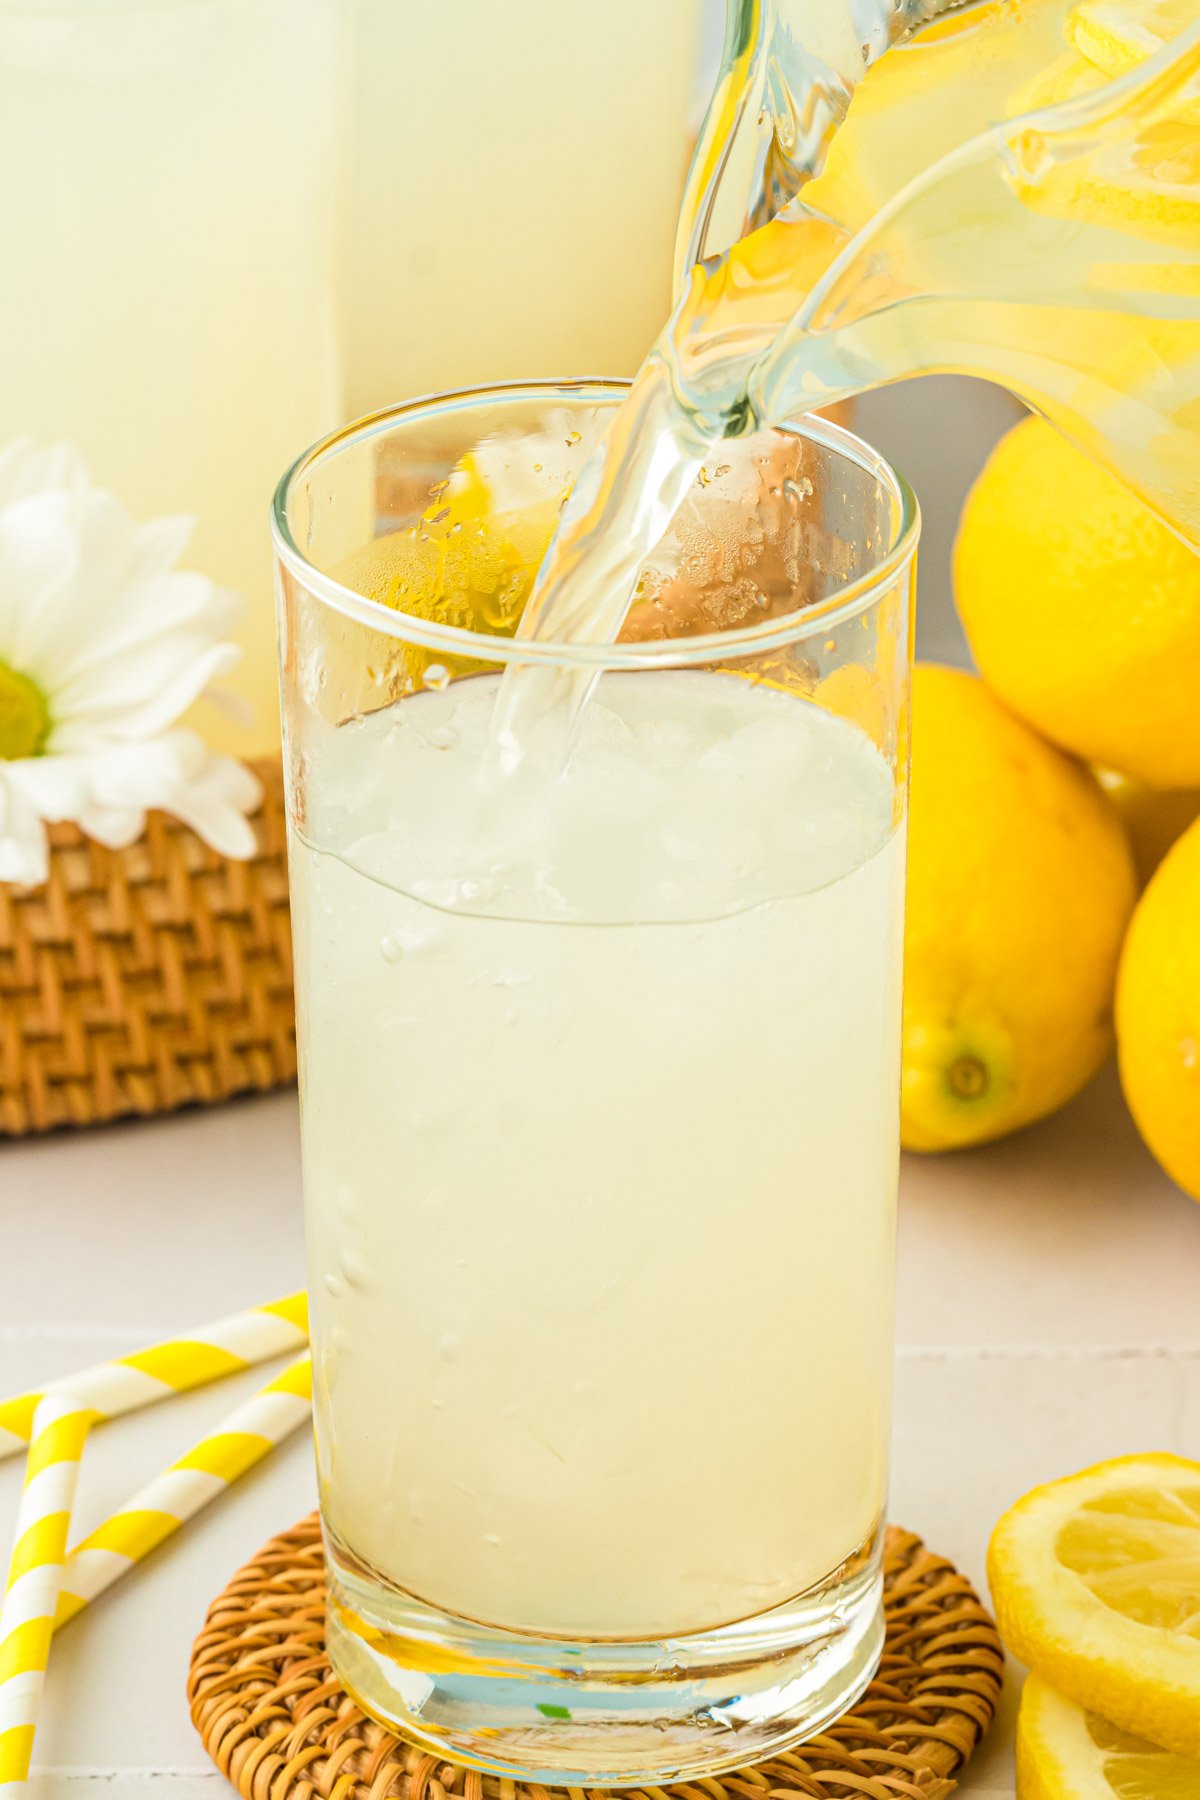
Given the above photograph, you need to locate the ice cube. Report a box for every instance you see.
[723,715,814,777]
[635,717,705,768]
[573,699,636,753]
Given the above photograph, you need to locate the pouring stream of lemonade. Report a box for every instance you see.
[490,0,1200,765]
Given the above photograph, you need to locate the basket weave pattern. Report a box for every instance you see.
[0,759,295,1134]
[189,1514,1005,1800]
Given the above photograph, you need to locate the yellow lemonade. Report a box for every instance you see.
[298,672,902,1640]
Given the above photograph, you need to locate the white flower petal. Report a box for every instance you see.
[0,494,140,682]
[0,834,48,885]
[163,749,262,858]
[58,563,236,672]
[13,492,136,678]
[0,767,50,885]
[73,489,143,601]
[0,494,81,653]
[1,483,234,705]
[126,514,196,586]
[73,801,148,849]
[5,753,88,821]
[0,438,90,509]
[51,639,240,746]
[187,751,263,817]
[41,568,242,708]
[70,734,199,806]
[71,733,261,859]
[168,790,259,860]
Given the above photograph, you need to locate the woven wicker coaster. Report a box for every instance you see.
[189,1515,1004,1800]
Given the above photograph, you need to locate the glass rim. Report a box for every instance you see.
[270,379,921,671]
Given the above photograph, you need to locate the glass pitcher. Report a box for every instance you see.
[671,0,1200,544]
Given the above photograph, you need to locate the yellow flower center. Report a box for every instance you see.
[0,661,51,760]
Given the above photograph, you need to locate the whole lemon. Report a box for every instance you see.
[903,665,1137,1151]
[1116,816,1200,1200]
[954,417,1200,787]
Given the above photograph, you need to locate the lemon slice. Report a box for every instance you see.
[988,1454,1200,1758]
[1011,47,1110,114]
[1017,1673,1200,1798]
[1069,0,1196,80]
[1010,109,1200,243]
[1068,0,1200,127]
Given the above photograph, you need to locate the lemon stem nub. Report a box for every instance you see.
[948,1053,990,1101]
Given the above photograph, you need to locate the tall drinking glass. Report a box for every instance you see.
[272,382,918,1786]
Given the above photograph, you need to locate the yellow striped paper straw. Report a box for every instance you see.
[0,1394,91,1791]
[54,1355,312,1628]
[0,1292,308,1464]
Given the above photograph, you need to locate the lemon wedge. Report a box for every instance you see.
[1017,1673,1200,1798]
[988,1454,1200,1758]
[336,426,573,638]
[323,422,582,708]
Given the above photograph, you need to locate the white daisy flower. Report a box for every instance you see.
[0,437,262,887]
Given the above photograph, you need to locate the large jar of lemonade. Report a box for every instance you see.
[338,0,704,416]
[0,0,345,757]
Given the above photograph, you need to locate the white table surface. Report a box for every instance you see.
[4,1066,1198,1798]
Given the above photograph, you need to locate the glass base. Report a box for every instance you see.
[324,1526,885,1787]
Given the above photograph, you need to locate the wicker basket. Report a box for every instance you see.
[0,758,295,1136]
